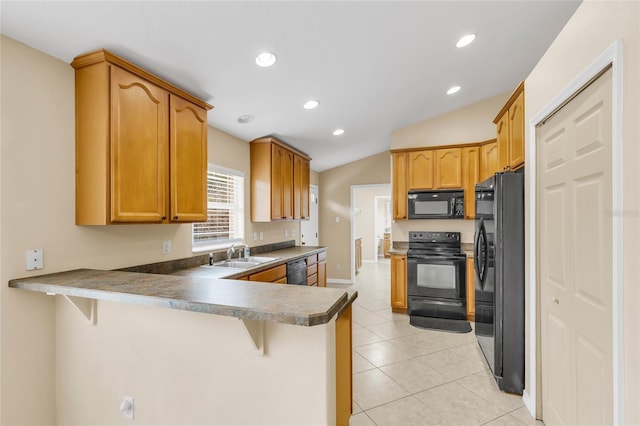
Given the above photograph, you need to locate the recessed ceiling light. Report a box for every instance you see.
[255,52,277,67]
[303,100,319,110]
[447,86,461,95]
[456,34,476,48]
[333,129,345,136]
[237,115,254,124]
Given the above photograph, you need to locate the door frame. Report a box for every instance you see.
[373,195,391,262]
[300,184,319,246]
[527,40,624,424]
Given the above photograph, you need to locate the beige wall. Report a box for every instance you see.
[524,1,640,423]
[390,92,510,243]
[319,152,390,282]
[0,36,301,424]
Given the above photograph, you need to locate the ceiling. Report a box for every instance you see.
[1,1,581,171]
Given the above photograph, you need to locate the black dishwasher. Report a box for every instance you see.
[286,259,307,285]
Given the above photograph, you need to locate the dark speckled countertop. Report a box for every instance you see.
[9,246,358,327]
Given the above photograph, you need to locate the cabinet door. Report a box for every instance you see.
[462,146,480,219]
[435,148,462,188]
[301,158,310,219]
[271,145,284,220]
[111,67,168,223]
[169,94,208,222]
[390,255,407,310]
[408,150,434,189]
[392,153,408,220]
[318,260,327,288]
[293,155,310,219]
[480,142,499,182]
[282,149,294,219]
[466,257,475,319]
[509,90,525,170]
[496,112,510,172]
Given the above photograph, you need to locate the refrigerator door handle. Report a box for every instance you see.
[480,223,488,287]
[474,218,486,288]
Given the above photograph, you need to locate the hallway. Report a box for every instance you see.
[331,259,542,426]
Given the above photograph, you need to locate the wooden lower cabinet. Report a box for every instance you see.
[335,304,352,426]
[390,254,407,313]
[248,264,287,283]
[318,250,327,288]
[466,257,475,321]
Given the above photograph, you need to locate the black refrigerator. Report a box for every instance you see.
[474,170,524,395]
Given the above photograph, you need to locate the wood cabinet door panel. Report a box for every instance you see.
[301,158,310,219]
[293,155,309,219]
[270,145,283,220]
[408,150,434,189]
[390,255,407,309]
[282,150,294,219]
[169,94,207,222]
[392,153,408,220]
[480,142,499,182]
[496,113,510,172]
[509,90,525,169]
[111,67,168,222]
[318,260,327,287]
[462,146,480,219]
[435,148,462,188]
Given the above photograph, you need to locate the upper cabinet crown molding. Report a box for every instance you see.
[71,49,213,111]
[73,49,212,225]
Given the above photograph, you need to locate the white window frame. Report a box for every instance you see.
[192,164,245,253]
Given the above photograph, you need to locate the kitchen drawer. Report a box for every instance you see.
[249,264,287,283]
[307,273,318,286]
[273,277,287,284]
[306,254,318,265]
[237,276,248,281]
[318,250,327,262]
[307,263,318,277]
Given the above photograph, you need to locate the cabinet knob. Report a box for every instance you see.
[161,216,167,220]
[173,216,179,220]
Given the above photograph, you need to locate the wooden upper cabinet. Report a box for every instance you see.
[169,94,208,223]
[293,154,311,220]
[509,90,525,170]
[435,148,462,188]
[110,67,169,223]
[408,150,434,189]
[72,50,212,225]
[494,81,525,172]
[462,146,480,219]
[480,141,499,182]
[392,152,408,220]
[250,137,310,222]
[496,113,510,172]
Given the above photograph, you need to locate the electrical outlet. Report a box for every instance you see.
[285,229,288,238]
[335,216,340,223]
[253,232,258,241]
[336,263,341,271]
[259,232,264,241]
[291,229,296,237]
[25,249,44,271]
[162,240,171,254]
[120,396,134,420]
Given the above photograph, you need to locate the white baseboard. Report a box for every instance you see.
[327,278,354,285]
[522,390,536,419]
[363,259,377,264]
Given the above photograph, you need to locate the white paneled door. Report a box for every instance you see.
[301,185,319,246]
[538,67,613,425]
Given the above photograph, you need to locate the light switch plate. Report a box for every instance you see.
[25,249,44,271]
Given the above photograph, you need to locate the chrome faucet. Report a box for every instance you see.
[226,244,236,260]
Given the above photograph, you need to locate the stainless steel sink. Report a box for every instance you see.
[200,256,280,270]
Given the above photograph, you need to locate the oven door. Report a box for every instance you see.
[407,256,466,300]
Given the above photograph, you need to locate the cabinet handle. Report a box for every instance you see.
[173,216,179,220]
[162,216,167,220]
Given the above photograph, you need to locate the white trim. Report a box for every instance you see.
[527,40,623,424]
[326,278,354,285]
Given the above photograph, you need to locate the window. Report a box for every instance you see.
[192,165,244,250]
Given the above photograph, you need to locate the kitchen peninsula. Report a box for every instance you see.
[9,266,355,425]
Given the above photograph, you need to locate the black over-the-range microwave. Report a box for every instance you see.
[407,189,464,219]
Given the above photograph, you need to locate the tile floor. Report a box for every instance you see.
[329,259,544,426]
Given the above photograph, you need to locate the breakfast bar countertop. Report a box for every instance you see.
[8,268,356,327]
